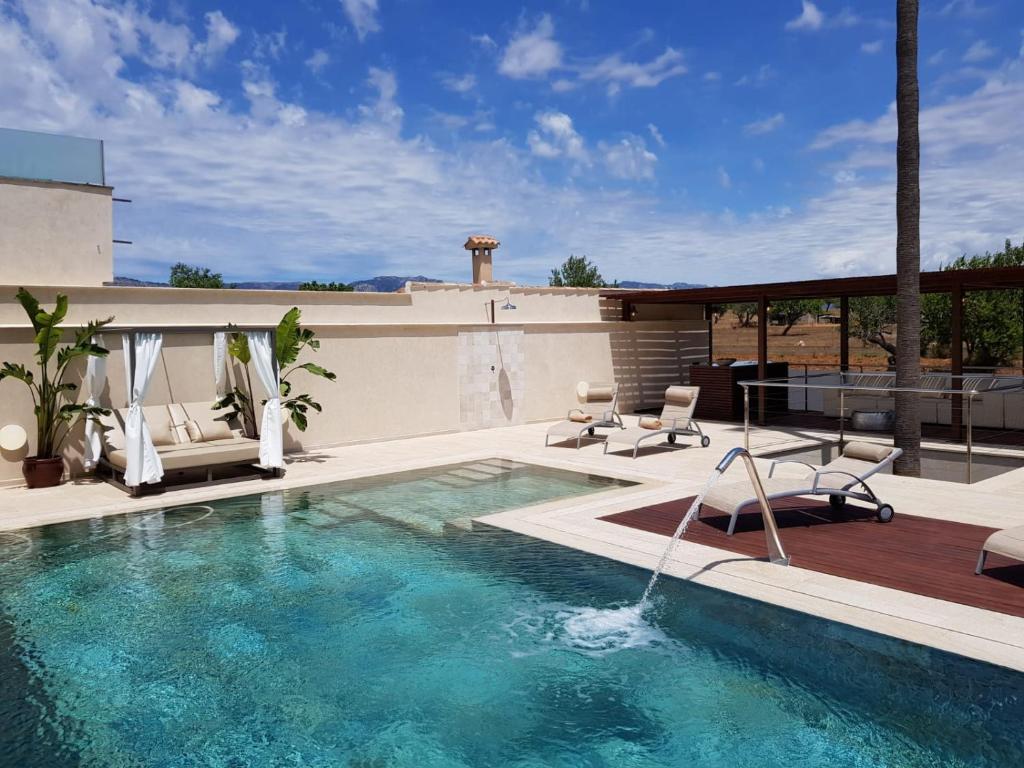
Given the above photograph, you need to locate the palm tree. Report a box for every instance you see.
[894,0,921,475]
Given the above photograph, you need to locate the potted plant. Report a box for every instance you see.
[215,307,336,436]
[0,289,113,488]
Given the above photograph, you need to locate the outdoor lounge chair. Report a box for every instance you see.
[976,525,1024,575]
[697,441,902,535]
[603,386,709,458]
[545,382,624,449]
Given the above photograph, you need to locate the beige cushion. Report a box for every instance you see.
[842,441,893,464]
[106,437,260,471]
[182,401,235,440]
[182,418,235,443]
[115,406,176,446]
[568,412,593,424]
[585,385,614,403]
[98,411,126,453]
[982,525,1024,562]
[639,416,662,430]
[166,403,191,444]
[664,386,695,406]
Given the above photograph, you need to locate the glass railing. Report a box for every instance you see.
[0,127,105,186]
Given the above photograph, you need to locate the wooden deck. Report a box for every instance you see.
[600,497,1024,618]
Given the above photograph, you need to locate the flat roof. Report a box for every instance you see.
[602,266,1024,304]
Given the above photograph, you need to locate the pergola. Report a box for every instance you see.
[603,266,1024,433]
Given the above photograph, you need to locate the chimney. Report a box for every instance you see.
[464,235,499,285]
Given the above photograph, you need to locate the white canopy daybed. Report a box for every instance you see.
[89,326,284,496]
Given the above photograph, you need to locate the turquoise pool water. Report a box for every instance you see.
[1,459,1022,767]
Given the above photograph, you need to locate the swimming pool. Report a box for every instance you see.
[1,459,1022,766]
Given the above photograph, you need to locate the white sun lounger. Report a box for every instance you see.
[603,386,709,458]
[545,382,624,449]
[697,441,902,535]
[976,525,1024,575]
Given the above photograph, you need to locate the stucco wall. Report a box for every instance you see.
[0,178,113,287]
[0,283,706,484]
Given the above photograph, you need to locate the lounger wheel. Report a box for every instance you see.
[829,494,847,511]
[587,427,595,436]
[700,435,711,448]
[876,504,895,524]
[667,433,676,445]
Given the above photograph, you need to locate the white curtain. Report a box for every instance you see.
[213,332,228,396]
[246,330,283,469]
[82,334,106,469]
[122,332,164,486]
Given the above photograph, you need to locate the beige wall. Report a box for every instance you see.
[0,178,113,287]
[0,282,706,484]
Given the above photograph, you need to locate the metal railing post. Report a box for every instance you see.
[838,386,845,452]
[966,392,973,484]
[743,386,750,451]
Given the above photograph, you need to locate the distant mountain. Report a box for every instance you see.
[110,275,444,292]
[616,281,706,290]
[108,276,168,287]
[110,275,703,292]
[348,275,444,292]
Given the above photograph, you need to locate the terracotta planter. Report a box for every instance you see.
[22,456,64,489]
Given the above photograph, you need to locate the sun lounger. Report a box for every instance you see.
[603,386,709,458]
[697,441,902,535]
[976,525,1024,575]
[545,382,624,449]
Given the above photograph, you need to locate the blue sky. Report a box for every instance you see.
[2,0,1023,285]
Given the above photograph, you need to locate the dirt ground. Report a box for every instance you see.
[710,311,1022,374]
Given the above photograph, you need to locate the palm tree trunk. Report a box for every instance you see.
[894,0,921,475]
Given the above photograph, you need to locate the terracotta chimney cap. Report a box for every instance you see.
[464,235,500,250]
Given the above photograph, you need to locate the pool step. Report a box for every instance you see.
[371,506,446,536]
[448,468,498,481]
[462,463,510,476]
[480,458,527,470]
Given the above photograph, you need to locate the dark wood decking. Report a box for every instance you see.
[600,497,1024,618]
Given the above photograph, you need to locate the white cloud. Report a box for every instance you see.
[196,10,239,64]
[3,0,1021,288]
[785,1,825,31]
[340,0,380,41]
[601,135,657,180]
[744,112,785,135]
[441,73,476,94]
[471,33,496,49]
[703,71,721,82]
[360,67,403,127]
[576,47,686,96]
[305,49,330,74]
[928,49,947,66]
[527,110,587,164]
[861,40,883,55]
[734,64,775,87]
[717,166,731,189]
[252,28,286,60]
[963,39,997,63]
[174,81,221,116]
[940,0,990,18]
[647,123,665,147]
[499,14,562,79]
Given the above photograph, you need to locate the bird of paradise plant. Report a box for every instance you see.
[0,289,113,486]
